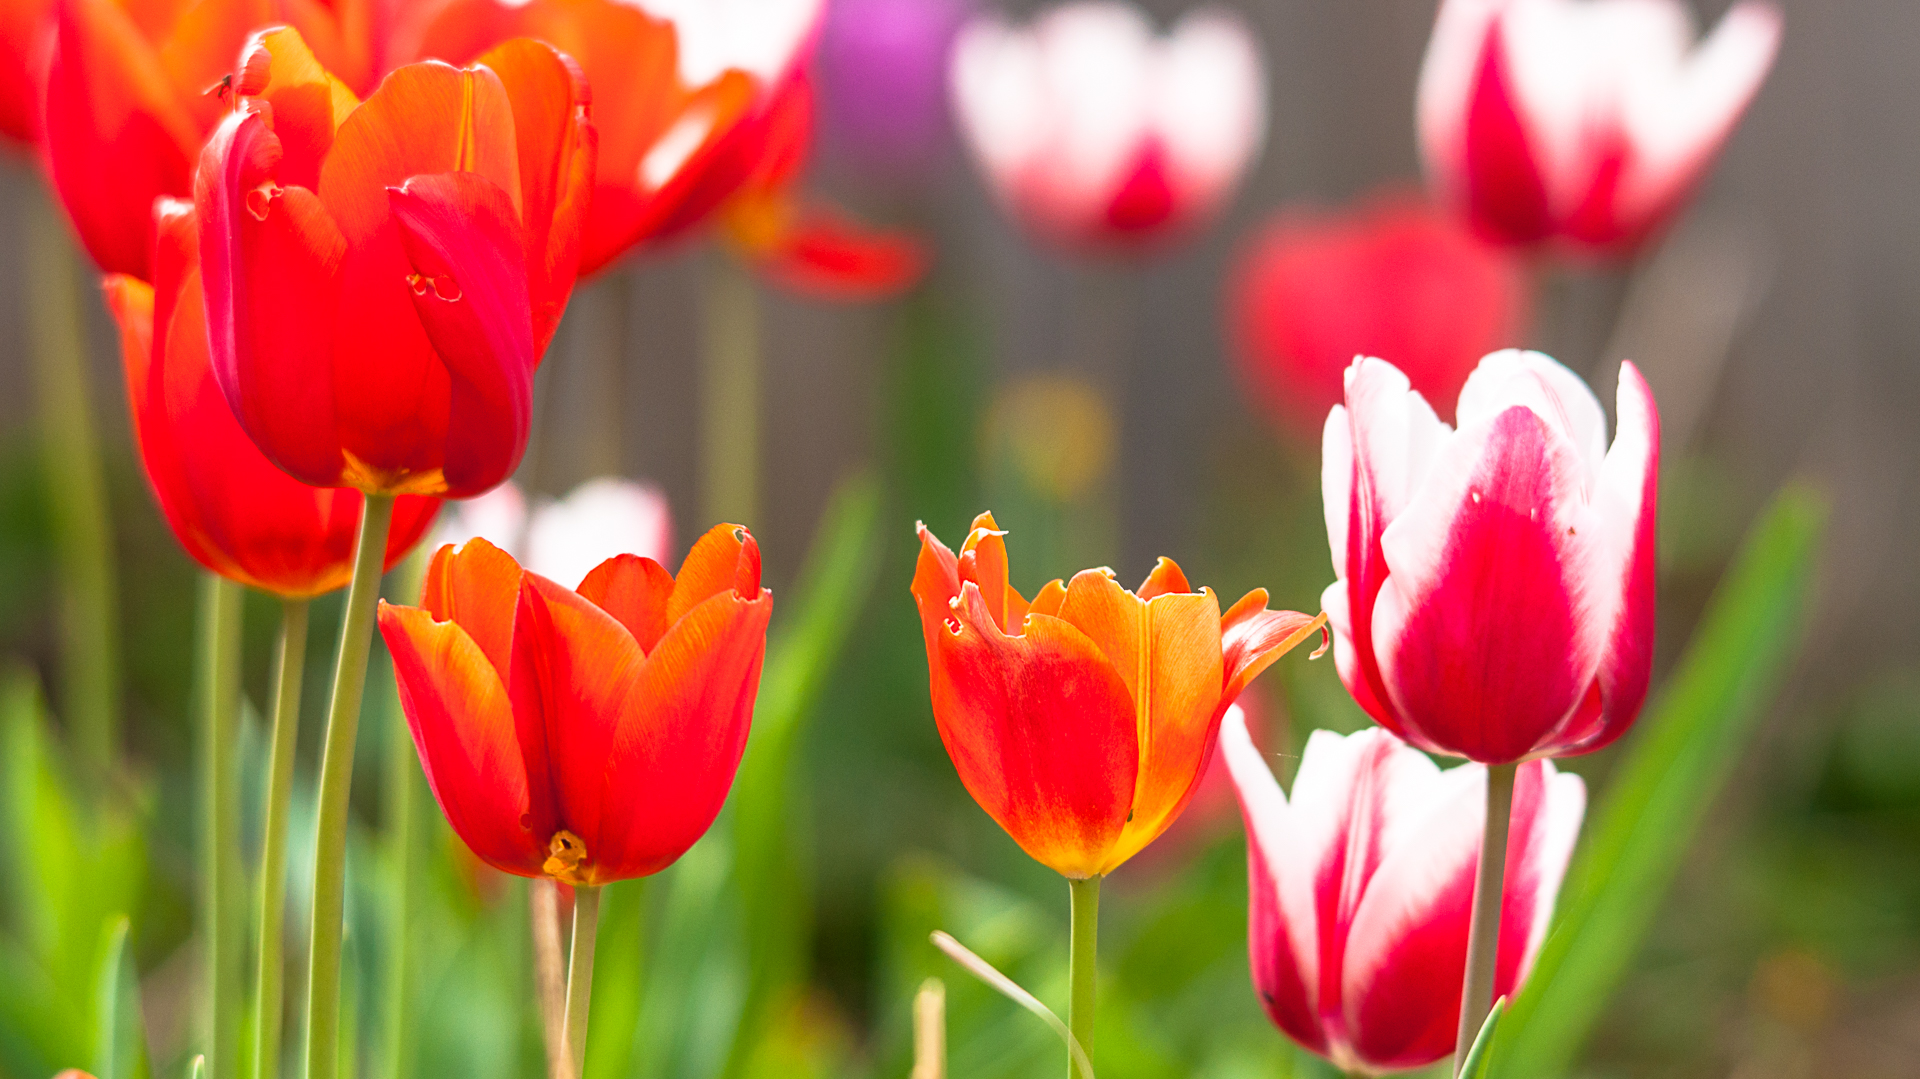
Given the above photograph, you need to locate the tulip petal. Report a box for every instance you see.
[1455,349,1608,482]
[379,601,543,876]
[666,523,762,627]
[1137,557,1191,600]
[422,537,523,679]
[1371,404,1606,762]
[741,201,929,301]
[1221,589,1327,704]
[924,582,1139,878]
[511,573,651,871]
[197,109,351,489]
[235,27,360,192]
[958,516,1016,633]
[388,171,535,498]
[1220,709,1326,1056]
[577,554,677,654]
[589,583,775,879]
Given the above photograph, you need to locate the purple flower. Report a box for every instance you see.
[817,0,972,179]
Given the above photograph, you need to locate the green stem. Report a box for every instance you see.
[303,493,395,1079]
[1067,876,1100,1079]
[27,195,119,778]
[198,575,243,1079]
[383,546,429,1079]
[701,256,759,526]
[531,880,570,1079]
[1453,762,1518,1078]
[563,884,602,1079]
[252,597,309,1079]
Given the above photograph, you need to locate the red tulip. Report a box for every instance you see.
[1228,190,1530,438]
[102,201,438,596]
[1323,351,1658,764]
[195,26,593,498]
[377,523,773,884]
[41,0,381,275]
[414,0,825,276]
[715,73,926,300]
[912,511,1324,878]
[949,1,1265,256]
[1417,0,1782,257]
[1222,714,1584,1072]
[0,0,49,143]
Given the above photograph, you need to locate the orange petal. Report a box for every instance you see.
[925,582,1139,878]
[957,521,1012,633]
[911,520,964,642]
[422,536,523,679]
[510,573,650,875]
[1138,557,1192,600]
[1028,578,1067,619]
[234,27,359,191]
[379,601,543,876]
[589,583,774,880]
[665,523,760,627]
[577,554,676,654]
[1221,590,1328,703]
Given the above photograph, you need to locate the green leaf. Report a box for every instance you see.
[1458,997,1504,1079]
[90,914,150,1079]
[1491,483,1827,1078]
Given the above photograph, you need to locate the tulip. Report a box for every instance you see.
[913,510,1323,1076]
[379,521,771,887]
[816,0,971,179]
[1417,0,1782,257]
[1322,350,1658,766]
[1228,190,1530,439]
[41,0,382,276]
[949,1,1264,255]
[415,0,825,276]
[1221,714,1585,1073]
[102,205,440,598]
[0,0,49,143]
[438,475,675,586]
[195,26,593,500]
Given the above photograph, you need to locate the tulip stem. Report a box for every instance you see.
[252,597,310,1079]
[1454,762,1518,1078]
[532,881,570,1079]
[384,544,430,1079]
[1067,876,1100,1079]
[199,574,244,1079]
[304,493,396,1079]
[563,884,602,1079]
[28,194,120,780]
[702,256,760,527]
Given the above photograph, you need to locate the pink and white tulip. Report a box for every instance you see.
[1417,0,1782,257]
[1223,714,1585,1073]
[1322,351,1658,764]
[949,1,1265,255]
[437,477,675,588]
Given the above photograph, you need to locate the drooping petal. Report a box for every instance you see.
[1220,709,1325,1056]
[196,108,351,489]
[1220,589,1328,703]
[577,554,677,654]
[387,171,535,498]
[510,573,650,870]
[1371,405,1606,762]
[924,582,1138,878]
[589,580,775,879]
[379,602,544,876]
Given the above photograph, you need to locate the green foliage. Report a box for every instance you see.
[90,915,151,1079]
[1491,483,1828,1078]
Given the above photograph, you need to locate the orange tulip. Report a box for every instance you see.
[377,524,773,885]
[912,512,1326,878]
[42,0,382,275]
[195,26,593,498]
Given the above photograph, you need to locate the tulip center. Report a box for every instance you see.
[542,830,590,885]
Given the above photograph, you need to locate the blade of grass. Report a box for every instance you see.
[1492,483,1827,1077]
[90,915,150,1079]
[930,932,1095,1079]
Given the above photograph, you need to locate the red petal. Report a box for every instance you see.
[1221,591,1327,704]
[387,171,535,498]
[421,537,523,680]
[380,601,544,876]
[576,554,676,655]
[748,202,929,300]
[665,523,759,627]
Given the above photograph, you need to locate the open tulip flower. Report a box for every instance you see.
[1229,190,1530,439]
[912,512,1326,879]
[102,202,439,597]
[416,0,827,277]
[950,0,1265,256]
[378,522,773,885]
[1222,715,1585,1073]
[1417,0,1782,257]
[43,0,384,275]
[1324,351,1658,765]
[195,26,593,499]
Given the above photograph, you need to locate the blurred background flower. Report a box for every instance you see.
[816,0,972,182]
